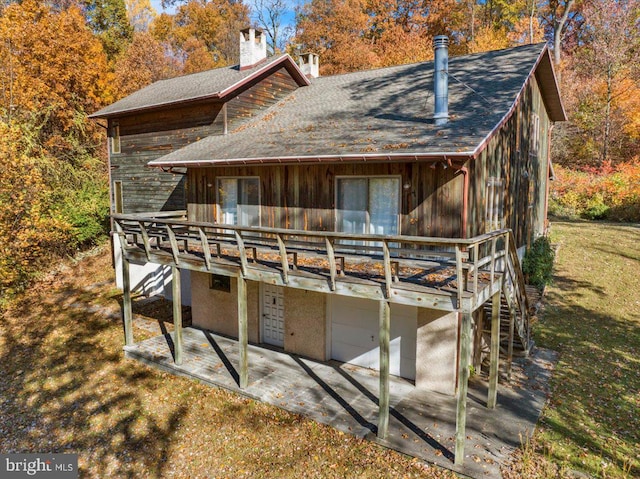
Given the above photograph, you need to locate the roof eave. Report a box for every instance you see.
[471,43,567,159]
[148,151,476,168]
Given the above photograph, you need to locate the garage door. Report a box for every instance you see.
[331,296,417,380]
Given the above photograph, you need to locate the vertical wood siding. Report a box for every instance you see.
[468,77,551,248]
[188,163,463,238]
[109,67,299,214]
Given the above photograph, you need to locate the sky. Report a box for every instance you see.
[148,0,297,31]
[150,0,174,14]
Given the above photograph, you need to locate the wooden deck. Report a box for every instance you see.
[112,212,532,467]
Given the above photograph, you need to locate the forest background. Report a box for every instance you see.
[0,0,638,298]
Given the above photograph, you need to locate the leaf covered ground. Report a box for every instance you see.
[0,245,455,478]
[1,220,638,478]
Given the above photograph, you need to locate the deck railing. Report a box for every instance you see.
[111,212,521,308]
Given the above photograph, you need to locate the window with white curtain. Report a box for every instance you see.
[336,177,400,239]
[217,177,260,226]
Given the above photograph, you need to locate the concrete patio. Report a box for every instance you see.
[124,324,556,479]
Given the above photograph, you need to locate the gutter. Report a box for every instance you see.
[148,151,476,169]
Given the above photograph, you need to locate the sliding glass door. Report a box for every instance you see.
[336,177,400,241]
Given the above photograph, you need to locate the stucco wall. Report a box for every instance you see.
[283,289,327,361]
[416,309,458,395]
[190,272,259,343]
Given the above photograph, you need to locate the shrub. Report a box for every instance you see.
[58,182,110,247]
[550,159,640,222]
[523,236,555,290]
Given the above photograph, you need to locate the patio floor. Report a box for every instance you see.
[124,325,556,479]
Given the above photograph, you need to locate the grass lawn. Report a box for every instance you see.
[506,220,639,478]
[1,220,637,478]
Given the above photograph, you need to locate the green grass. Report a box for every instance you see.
[529,220,640,478]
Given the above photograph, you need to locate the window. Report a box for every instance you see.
[530,113,539,156]
[336,177,400,238]
[217,177,260,226]
[110,123,121,154]
[113,180,123,214]
[209,274,231,292]
[486,177,505,232]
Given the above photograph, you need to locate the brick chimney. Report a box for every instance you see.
[298,53,319,78]
[239,27,267,70]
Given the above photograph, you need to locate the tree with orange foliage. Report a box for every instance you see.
[151,0,250,72]
[294,0,466,74]
[0,0,111,160]
[114,31,180,98]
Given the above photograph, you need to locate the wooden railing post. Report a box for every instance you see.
[137,221,152,261]
[490,236,498,285]
[235,231,248,276]
[378,300,391,439]
[198,227,212,270]
[166,225,181,265]
[472,244,479,295]
[455,245,464,309]
[276,234,289,284]
[382,240,393,298]
[325,237,337,291]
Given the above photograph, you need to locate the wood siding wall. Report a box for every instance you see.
[468,76,551,248]
[109,67,299,214]
[187,163,464,238]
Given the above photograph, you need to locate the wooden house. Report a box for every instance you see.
[90,30,565,465]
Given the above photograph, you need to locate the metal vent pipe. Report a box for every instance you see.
[433,35,449,126]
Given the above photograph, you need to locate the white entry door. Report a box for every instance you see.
[262,285,284,347]
[331,296,417,379]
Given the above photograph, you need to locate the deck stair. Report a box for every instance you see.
[481,234,537,369]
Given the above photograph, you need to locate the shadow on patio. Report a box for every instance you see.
[124,325,556,479]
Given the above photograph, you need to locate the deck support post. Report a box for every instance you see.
[487,290,501,408]
[172,265,183,365]
[122,256,133,346]
[237,274,249,389]
[455,310,472,466]
[378,300,391,439]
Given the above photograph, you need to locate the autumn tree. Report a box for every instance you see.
[82,0,134,60]
[125,0,156,32]
[0,123,73,295]
[151,0,250,72]
[114,31,180,98]
[294,0,379,75]
[562,0,640,164]
[539,0,580,68]
[295,0,470,74]
[0,0,111,159]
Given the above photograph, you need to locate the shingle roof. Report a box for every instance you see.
[145,43,564,167]
[89,54,309,118]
